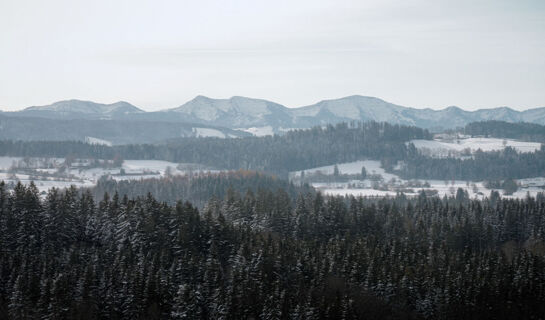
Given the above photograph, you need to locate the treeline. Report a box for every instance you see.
[1,181,545,319]
[395,145,545,181]
[0,122,431,177]
[3,121,545,181]
[0,114,249,144]
[150,122,429,175]
[465,120,545,142]
[0,140,116,159]
[91,170,314,207]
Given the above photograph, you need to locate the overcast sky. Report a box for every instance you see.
[1,0,544,111]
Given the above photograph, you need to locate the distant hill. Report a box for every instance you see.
[2,96,545,136]
[162,95,294,129]
[159,95,545,133]
[0,114,249,144]
[13,99,144,120]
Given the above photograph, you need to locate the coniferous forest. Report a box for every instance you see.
[1,180,544,319]
[464,121,545,142]
[0,122,427,176]
[91,171,314,208]
[395,145,545,181]
[3,0,545,318]
[1,121,544,181]
[1,121,545,319]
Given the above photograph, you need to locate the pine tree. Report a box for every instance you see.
[171,284,204,319]
[8,275,28,320]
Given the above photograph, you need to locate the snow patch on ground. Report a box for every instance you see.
[319,179,544,199]
[122,160,182,174]
[277,127,298,133]
[290,160,545,199]
[240,126,275,137]
[0,157,20,169]
[410,137,541,157]
[290,160,398,182]
[193,128,226,138]
[0,156,225,193]
[324,189,399,197]
[85,136,112,146]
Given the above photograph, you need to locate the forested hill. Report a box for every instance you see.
[0,122,431,176]
[91,170,314,207]
[0,114,249,144]
[396,145,545,181]
[1,182,544,318]
[464,120,545,142]
[148,122,429,175]
[3,121,545,181]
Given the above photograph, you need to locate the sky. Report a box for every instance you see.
[1,0,544,111]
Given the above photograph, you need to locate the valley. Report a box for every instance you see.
[3,1,545,317]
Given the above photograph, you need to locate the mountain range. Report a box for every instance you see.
[1,96,544,142]
[19,100,144,120]
[163,95,545,132]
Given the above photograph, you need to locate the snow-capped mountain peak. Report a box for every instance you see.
[22,99,143,119]
[5,95,545,134]
[166,95,293,127]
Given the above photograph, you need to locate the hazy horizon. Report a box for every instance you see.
[1,94,545,113]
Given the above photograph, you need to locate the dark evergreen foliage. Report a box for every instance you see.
[90,170,313,207]
[1,180,544,319]
[397,145,545,180]
[464,121,545,142]
[3,121,544,181]
[0,122,430,177]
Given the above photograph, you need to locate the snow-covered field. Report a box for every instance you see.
[410,137,542,158]
[0,157,223,193]
[123,160,181,174]
[290,160,545,199]
[193,127,227,138]
[0,157,65,169]
[324,188,399,197]
[2,155,544,200]
[0,172,94,192]
[320,178,544,199]
[239,126,275,137]
[290,160,399,182]
[85,136,112,146]
[0,157,19,169]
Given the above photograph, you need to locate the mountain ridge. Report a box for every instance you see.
[16,99,144,120]
[164,95,545,131]
[3,95,545,133]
